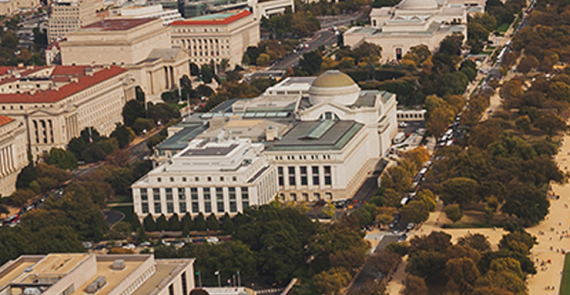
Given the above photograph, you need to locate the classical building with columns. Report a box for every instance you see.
[169,10,260,68]
[132,70,397,218]
[132,138,277,217]
[59,18,190,102]
[0,65,134,160]
[0,116,28,197]
[344,0,470,62]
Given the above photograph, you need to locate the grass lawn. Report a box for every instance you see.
[107,195,132,204]
[497,23,510,33]
[560,253,570,295]
[486,46,496,50]
[111,205,136,224]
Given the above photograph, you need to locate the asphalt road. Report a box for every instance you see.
[103,210,125,228]
[347,233,400,293]
[269,30,336,70]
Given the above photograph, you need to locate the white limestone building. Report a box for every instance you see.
[132,138,278,217]
[344,0,472,62]
[47,0,103,42]
[0,253,195,295]
[0,116,28,197]
[132,70,397,217]
[169,10,260,68]
[0,65,134,159]
[59,18,190,102]
[108,4,183,25]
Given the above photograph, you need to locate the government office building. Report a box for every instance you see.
[132,70,398,218]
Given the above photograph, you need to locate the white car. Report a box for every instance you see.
[122,244,136,250]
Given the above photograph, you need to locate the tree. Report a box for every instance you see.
[182,212,194,232]
[110,221,132,239]
[380,166,412,193]
[313,267,351,295]
[370,250,401,274]
[440,177,479,207]
[132,118,155,135]
[444,204,464,223]
[156,214,169,231]
[516,55,539,74]
[16,164,39,189]
[498,230,536,255]
[329,249,365,273]
[47,148,78,170]
[515,115,531,133]
[110,124,135,148]
[256,53,271,67]
[386,241,410,256]
[143,214,156,231]
[375,206,397,227]
[400,201,429,224]
[445,257,480,293]
[200,64,214,83]
[502,184,549,226]
[194,213,206,231]
[169,213,182,231]
[220,213,235,234]
[299,51,322,75]
[402,275,428,295]
[406,250,448,279]
[206,213,219,231]
[190,63,200,76]
[122,100,145,127]
[534,115,567,136]
[103,166,134,196]
[458,233,491,252]
[415,189,436,212]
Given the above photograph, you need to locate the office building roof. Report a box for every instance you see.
[267,120,363,151]
[82,18,156,31]
[169,10,251,26]
[0,115,14,127]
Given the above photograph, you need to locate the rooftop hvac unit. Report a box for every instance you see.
[112,260,125,271]
[86,282,98,294]
[94,276,106,288]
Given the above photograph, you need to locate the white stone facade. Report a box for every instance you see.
[109,4,183,25]
[169,10,260,68]
[344,0,472,62]
[0,65,134,159]
[132,138,278,217]
[0,117,28,197]
[47,0,103,42]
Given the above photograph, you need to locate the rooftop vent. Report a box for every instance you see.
[85,276,106,294]
[112,259,125,270]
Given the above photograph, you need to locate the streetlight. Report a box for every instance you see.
[214,270,221,287]
[195,271,202,288]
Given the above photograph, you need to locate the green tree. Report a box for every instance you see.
[370,250,401,274]
[380,166,412,193]
[131,118,155,135]
[515,115,531,133]
[516,55,539,73]
[458,233,491,252]
[206,213,219,231]
[400,201,429,224]
[194,213,206,231]
[445,258,480,293]
[402,275,428,295]
[329,249,366,273]
[16,164,39,189]
[110,124,135,148]
[406,250,448,279]
[256,53,271,66]
[534,115,567,136]
[502,184,549,226]
[156,214,169,231]
[122,100,145,127]
[200,64,214,83]
[103,166,134,196]
[386,241,410,256]
[47,148,78,170]
[182,212,194,231]
[444,204,464,223]
[143,214,156,231]
[441,177,479,207]
[313,267,351,295]
[299,51,322,75]
[169,213,182,231]
[415,189,436,212]
[220,213,235,234]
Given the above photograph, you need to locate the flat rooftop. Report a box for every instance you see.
[82,18,156,31]
[71,258,146,295]
[169,9,250,26]
[180,143,238,157]
[267,120,363,151]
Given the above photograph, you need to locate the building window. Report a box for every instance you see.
[204,188,212,213]
[324,166,332,185]
[290,193,297,202]
[170,177,174,182]
[232,176,237,182]
[166,188,173,200]
[167,202,174,213]
[157,177,161,183]
[229,187,237,213]
[288,166,296,186]
[182,177,187,182]
[154,202,162,214]
[168,284,174,295]
[300,166,308,186]
[207,176,212,182]
[326,192,333,200]
[153,188,160,201]
[302,193,308,201]
[195,177,199,181]
[191,188,199,213]
[216,187,224,213]
[241,187,249,209]
[142,203,148,214]
[141,189,148,201]
[179,188,186,213]
[312,166,320,185]
[181,272,187,295]
[314,192,321,200]
[278,167,284,186]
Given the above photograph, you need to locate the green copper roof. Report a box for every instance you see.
[267,120,363,151]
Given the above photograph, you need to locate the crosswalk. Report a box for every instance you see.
[255,288,284,294]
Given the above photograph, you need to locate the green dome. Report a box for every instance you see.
[312,70,356,88]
